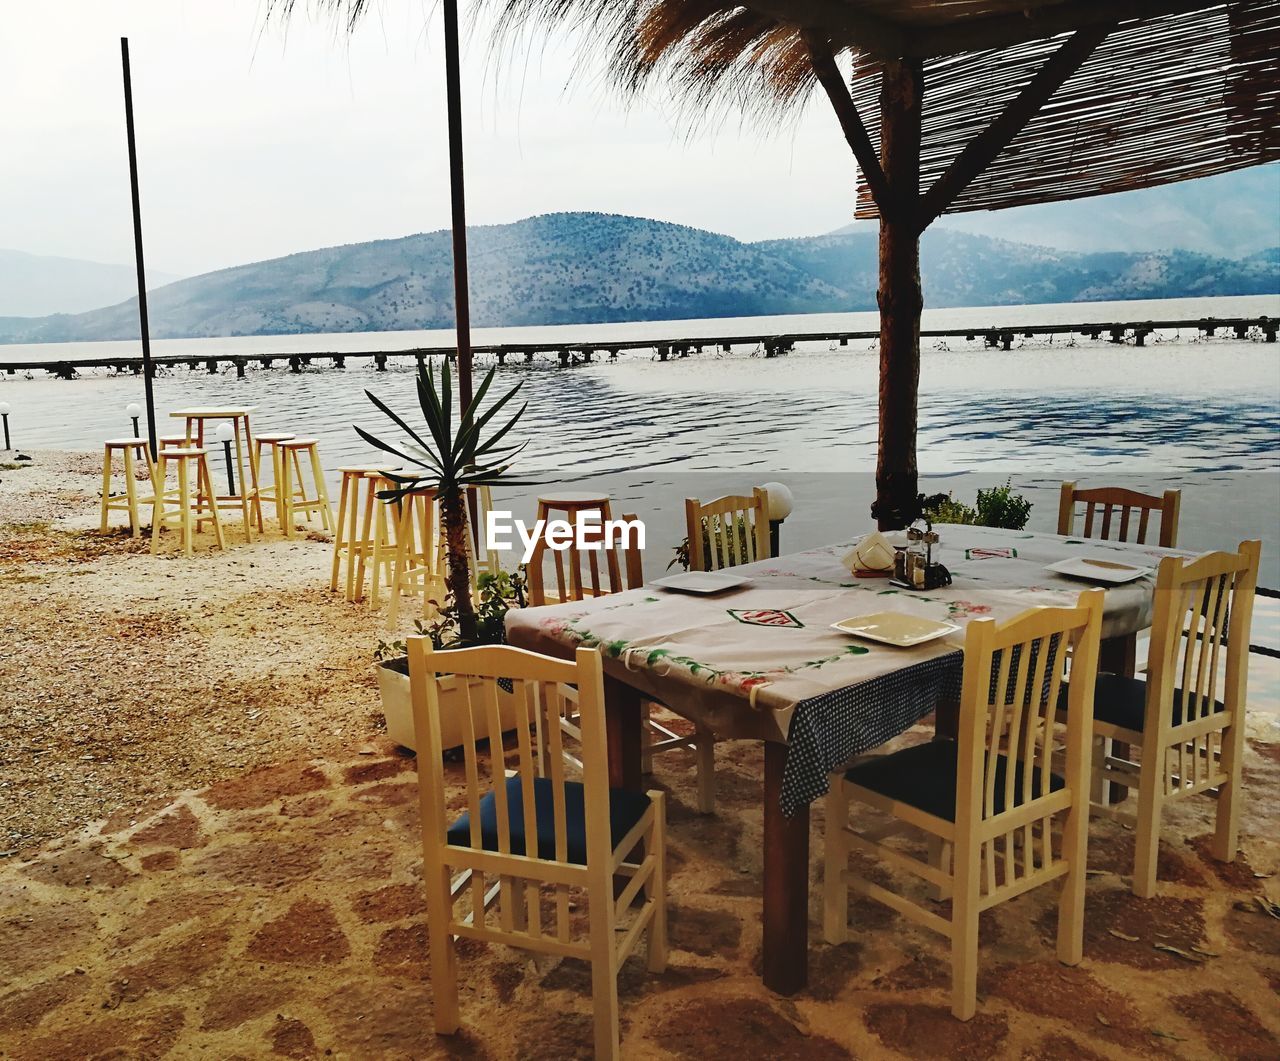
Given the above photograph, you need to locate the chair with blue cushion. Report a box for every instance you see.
[406,640,667,1060]
[823,589,1104,1020]
[1070,540,1260,898]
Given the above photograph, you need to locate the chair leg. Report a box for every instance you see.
[150,463,165,555]
[201,458,226,551]
[590,955,621,1061]
[646,793,668,974]
[1211,720,1246,862]
[926,836,951,901]
[177,458,193,558]
[1057,793,1089,966]
[1089,735,1108,806]
[822,780,849,945]
[99,447,113,533]
[950,846,981,1021]
[1132,751,1165,899]
[330,473,350,593]
[309,447,333,530]
[694,726,715,814]
[281,453,295,539]
[123,448,140,537]
[424,873,459,1035]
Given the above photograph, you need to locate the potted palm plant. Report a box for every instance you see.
[358,360,531,751]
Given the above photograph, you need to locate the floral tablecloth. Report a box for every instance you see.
[505,525,1183,814]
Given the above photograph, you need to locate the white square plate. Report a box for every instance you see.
[1046,557,1149,584]
[651,571,752,595]
[830,612,959,647]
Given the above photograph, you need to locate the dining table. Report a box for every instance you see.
[504,523,1185,995]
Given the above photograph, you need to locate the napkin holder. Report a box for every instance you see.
[843,532,896,578]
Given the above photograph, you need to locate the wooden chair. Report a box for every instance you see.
[823,589,1104,1020]
[406,641,667,1059]
[684,487,771,571]
[1074,540,1261,897]
[528,514,716,813]
[1057,482,1181,548]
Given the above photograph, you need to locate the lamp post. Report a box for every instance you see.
[0,402,10,451]
[127,402,142,439]
[215,423,236,495]
[761,481,794,558]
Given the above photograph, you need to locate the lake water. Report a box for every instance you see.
[3,294,1279,584]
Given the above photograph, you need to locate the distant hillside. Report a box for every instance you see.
[0,249,180,317]
[938,164,1280,258]
[1,212,1276,344]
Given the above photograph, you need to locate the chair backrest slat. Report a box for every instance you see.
[1057,481,1181,548]
[685,487,771,572]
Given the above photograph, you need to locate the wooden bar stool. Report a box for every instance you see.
[386,486,446,630]
[100,438,155,538]
[151,448,225,556]
[253,431,296,525]
[535,490,613,527]
[330,466,394,601]
[361,471,406,607]
[170,407,263,540]
[279,438,334,538]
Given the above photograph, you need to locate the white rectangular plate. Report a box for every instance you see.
[830,612,959,647]
[1046,557,1148,584]
[651,571,752,595]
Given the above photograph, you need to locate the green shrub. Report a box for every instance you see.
[920,479,1031,531]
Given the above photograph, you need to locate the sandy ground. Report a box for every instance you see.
[1,451,1278,1059]
[0,451,378,854]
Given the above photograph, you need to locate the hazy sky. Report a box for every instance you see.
[3,0,860,277]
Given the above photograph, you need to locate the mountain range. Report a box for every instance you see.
[0,249,180,318]
[1,211,1276,345]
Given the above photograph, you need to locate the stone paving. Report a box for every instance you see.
[1,706,1278,1060]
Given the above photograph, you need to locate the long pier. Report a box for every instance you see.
[2,315,1274,379]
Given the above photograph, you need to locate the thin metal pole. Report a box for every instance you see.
[442,0,473,410]
[121,38,158,462]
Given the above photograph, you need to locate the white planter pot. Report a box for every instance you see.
[376,662,521,753]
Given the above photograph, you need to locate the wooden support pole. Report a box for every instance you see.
[873,58,924,531]
[804,31,892,214]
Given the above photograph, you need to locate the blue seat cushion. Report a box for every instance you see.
[842,739,1063,822]
[446,775,651,866]
[1063,672,1225,732]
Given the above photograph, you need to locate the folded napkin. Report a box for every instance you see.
[843,531,897,574]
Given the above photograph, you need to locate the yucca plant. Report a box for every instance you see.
[357,360,529,645]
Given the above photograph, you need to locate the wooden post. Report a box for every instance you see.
[873,59,924,531]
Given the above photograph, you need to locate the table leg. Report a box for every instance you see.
[603,674,643,791]
[232,419,255,543]
[1100,633,1137,803]
[762,741,809,996]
